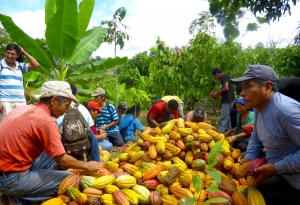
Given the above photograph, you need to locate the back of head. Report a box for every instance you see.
[212,68,222,76]
[193,106,205,122]
[167,99,178,110]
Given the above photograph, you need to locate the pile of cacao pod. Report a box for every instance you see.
[42,119,266,205]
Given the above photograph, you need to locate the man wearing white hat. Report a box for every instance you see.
[0,81,102,205]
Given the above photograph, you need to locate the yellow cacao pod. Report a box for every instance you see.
[247,187,266,205]
[121,189,139,205]
[93,175,116,189]
[115,175,137,189]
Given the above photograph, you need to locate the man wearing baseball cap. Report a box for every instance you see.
[0,81,102,204]
[92,87,124,146]
[231,65,300,203]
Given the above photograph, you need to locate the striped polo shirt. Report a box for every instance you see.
[96,102,119,133]
[0,59,28,102]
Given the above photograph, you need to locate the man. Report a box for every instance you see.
[0,81,102,204]
[209,68,235,133]
[231,65,300,204]
[117,101,128,119]
[147,99,179,128]
[161,95,184,118]
[92,87,124,146]
[185,106,207,123]
[0,43,39,120]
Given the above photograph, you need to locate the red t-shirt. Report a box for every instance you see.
[147,101,179,121]
[0,102,65,172]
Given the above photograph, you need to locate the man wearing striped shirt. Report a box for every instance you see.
[92,87,124,146]
[0,44,39,120]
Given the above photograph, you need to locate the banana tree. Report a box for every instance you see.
[0,0,127,85]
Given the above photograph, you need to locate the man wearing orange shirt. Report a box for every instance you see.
[0,81,102,205]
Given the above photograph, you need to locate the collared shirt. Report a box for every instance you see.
[96,103,119,133]
[245,92,300,189]
[0,59,28,102]
[56,103,94,128]
[0,102,65,172]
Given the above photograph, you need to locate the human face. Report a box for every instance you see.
[236,103,247,114]
[118,108,126,115]
[94,95,105,104]
[5,49,18,65]
[90,108,98,120]
[49,97,72,118]
[240,80,273,111]
[213,73,222,80]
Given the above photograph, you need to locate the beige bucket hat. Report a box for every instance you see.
[35,81,78,103]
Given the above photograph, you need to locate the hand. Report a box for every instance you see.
[209,92,219,99]
[84,161,103,172]
[19,46,25,55]
[252,163,277,186]
[0,103,3,113]
[100,125,108,131]
[228,135,237,144]
[240,158,251,164]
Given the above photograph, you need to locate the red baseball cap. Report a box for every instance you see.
[88,101,101,112]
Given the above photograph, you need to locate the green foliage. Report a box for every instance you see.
[189,11,216,36]
[0,27,11,57]
[205,197,228,204]
[246,23,258,31]
[207,170,222,184]
[208,0,298,40]
[45,0,79,59]
[207,140,224,169]
[101,7,129,56]
[192,175,202,194]
[181,197,196,205]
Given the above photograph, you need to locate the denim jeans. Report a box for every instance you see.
[0,152,71,205]
[218,103,232,133]
[98,139,113,151]
[107,131,124,146]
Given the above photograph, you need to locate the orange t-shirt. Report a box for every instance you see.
[0,102,65,172]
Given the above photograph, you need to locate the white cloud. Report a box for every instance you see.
[93,0,211,58]
[11,10,45,39]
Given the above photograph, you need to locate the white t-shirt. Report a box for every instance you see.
[56,103,94,128]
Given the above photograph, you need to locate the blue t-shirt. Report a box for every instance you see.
[96,103,119,133]
[245,92,300,189]
[119,114,143,142]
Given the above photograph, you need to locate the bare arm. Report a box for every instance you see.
[100,120,119,130]
[54,153,102,172]
[20,47,39,70]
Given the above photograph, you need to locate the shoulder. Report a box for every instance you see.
[272,93,300,117]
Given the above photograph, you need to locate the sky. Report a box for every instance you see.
[0,0,299,58]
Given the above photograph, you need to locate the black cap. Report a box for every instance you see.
[118,102,128,110]
[231,65,278,84]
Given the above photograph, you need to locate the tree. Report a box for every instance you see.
[208,0,298,40]
[0,0,127,98]
[189,11,216,36]
[101,7,129,57]
[0,27,11,57]
[101,7,129,104]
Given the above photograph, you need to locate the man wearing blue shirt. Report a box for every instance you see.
[231,65,300,204]
[92,87,124,146]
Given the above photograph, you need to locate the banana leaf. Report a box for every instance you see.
[68,26,106,65]
[45,0,56,24]
[45,0,79,59]
[78,0,95,38]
